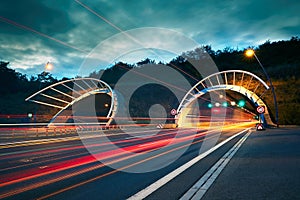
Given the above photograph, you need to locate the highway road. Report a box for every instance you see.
[147,127,300,200]
[0,122,254,200]
[201,127,300,200]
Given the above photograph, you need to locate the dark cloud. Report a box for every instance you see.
[0,0,299,78]
[0,0,75,35]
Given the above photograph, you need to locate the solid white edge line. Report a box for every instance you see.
[127,127,251,200]
[181,130,252,200]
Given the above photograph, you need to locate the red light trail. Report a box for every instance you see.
[0,122,256,199]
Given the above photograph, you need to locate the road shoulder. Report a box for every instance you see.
[202,128,300,200]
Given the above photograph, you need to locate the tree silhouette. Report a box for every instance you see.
[0,37,299,124]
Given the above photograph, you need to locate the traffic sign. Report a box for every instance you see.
[256,106,265,114]
[256,123,265,131]
[170,109,177,116]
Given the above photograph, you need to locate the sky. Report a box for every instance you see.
[0,0,299,79]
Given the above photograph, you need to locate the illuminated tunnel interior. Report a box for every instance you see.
[177,90,258,129]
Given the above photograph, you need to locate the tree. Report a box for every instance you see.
[0,61,27,95]
[136,58,155,66]
[37,71,56,84]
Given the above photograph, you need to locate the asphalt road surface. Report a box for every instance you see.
[0,123,254,200]
[201,127,300,200]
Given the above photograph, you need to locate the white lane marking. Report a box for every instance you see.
[127,128,251,200]
[180,130,252,200]
[125,137,133,140]
[0,136,79,146]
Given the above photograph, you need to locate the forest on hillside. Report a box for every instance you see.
[0,37,299,124]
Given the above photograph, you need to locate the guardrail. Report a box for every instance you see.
[0,127,76,139]
[0,124,118,139]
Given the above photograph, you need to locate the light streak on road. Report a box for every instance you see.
[0,121,255,199]
[0,128,201,185]
[0,128,196,197]
[36,123,255,200]
[0,122,253,198]
[37,131,220,200]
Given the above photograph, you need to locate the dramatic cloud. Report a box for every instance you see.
[0,0,299,78]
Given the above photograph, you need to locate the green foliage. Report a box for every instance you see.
[272,78,300,125]
[0,61,28,95]
[1,37,299,124]
[0,62,59,122]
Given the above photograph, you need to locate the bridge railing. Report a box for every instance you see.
[0,124,119,140]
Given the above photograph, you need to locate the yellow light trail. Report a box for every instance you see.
[37,124,254,200]
[0,122,254,199]
[0,127,212,198]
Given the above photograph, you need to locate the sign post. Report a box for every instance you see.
[256,123,265,131]
[256,106,266,131]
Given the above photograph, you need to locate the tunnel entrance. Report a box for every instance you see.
[176,70,275,128]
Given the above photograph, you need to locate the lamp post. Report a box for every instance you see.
[245,49,278,127]
[34,62,53,123]
[45,62,53,71]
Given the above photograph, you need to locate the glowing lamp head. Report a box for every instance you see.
[245,49,255,57]
[45,62,53,71]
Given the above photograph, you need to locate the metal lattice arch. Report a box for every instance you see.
[25,78,117,126]
[176,70,275,127]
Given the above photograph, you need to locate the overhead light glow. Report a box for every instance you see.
[245,49,255,57]
[45,62,53,71]
[222,102,228,107]
[238,100,246,107]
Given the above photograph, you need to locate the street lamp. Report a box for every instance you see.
[45,62,53,71]
[34,62,53,123]
[245,49,279,127]
[245,49,255,57]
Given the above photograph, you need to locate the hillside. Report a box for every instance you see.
[0,37,299,125]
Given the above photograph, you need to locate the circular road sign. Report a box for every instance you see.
[256,106,265,114]
[171,109,177,116]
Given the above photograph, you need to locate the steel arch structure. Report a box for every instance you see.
[25,78,117,126]
[176,70,275,127]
